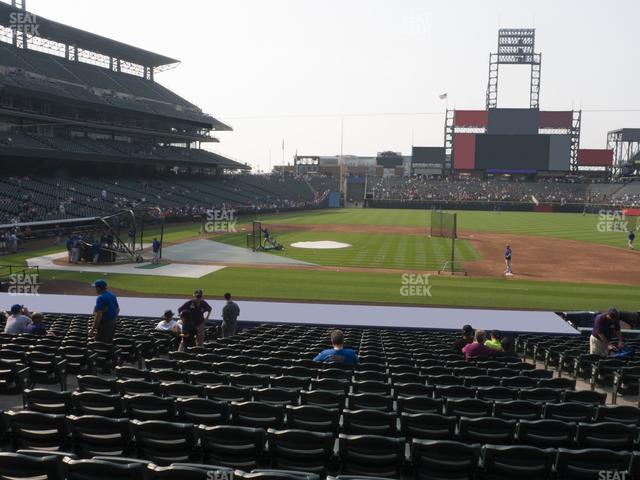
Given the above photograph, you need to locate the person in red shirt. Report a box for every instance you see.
[462,329,496,361]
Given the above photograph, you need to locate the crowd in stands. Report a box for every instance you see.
[0,174,323,226]
[371,176,640,206]
[452,325,516,360]
[2,282,241,350]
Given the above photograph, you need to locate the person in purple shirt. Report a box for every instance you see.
[504,245,513,275]
[26,312,47,336]
[462,329,496,361]
[178,289,212,347]
[313,329,358,366]
[590,307,623,356]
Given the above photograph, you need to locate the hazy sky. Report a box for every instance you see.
[27,0,640,171]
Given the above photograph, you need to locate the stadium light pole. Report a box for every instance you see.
[340,117,346,206]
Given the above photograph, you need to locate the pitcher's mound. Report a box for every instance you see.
[291,241,351,249]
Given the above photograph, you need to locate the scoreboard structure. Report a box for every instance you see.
[410,28,615,176]
[442,29,582,174]
[446,107,581,173]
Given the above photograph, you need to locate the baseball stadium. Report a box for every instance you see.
[0,1,638,478]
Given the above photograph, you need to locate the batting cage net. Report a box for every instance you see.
[430,210,457,239]
[431,211,467,275]
[246,221,263,251]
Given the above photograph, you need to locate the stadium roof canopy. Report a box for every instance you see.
[0,2,178,67]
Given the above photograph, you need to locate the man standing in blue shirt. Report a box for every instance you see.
[91,238,101,264]
[91,279,119,344]
[152,238,161,264]
[313,329,358,366]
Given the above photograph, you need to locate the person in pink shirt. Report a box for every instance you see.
[462,329,496,361]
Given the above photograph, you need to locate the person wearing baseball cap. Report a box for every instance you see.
[91,279,119,343]
[590,307,623,356]
[3,304,32,335]
[178,289,211,347]
[155,309,180,349]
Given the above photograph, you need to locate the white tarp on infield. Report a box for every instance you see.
[27,251,224,278]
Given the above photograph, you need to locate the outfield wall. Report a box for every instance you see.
[366,200,615,213]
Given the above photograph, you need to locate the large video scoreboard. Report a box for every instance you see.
[451,108,572,172]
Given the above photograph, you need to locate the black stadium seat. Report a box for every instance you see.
[71,391,124,417]
[61,457,148,480]
[576,422,636,450]
[231,401,285,429]
[4,410,68,451]
[411,439,481,480]
[150,463,234,480]
[285,405,340,433]
[0,452,64,480]
[400,413,457,441]
[459,417,516,444]
[338,434,406,478]
[493,400,543,421]
[480,445,556,480]
[123,394,177,421]
[555,448,632,479]
[22,388,73,415]
[594,405,640,424]
[516,419,577,448]
[342,409,398,436]
[267,428,335,476]
[176,397,230,426]
[199,424,265,470]
[130,420,198,465]
[67,415,132,457]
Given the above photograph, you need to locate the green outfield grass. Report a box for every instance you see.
[10,265,638,311]
[215,231,479,270]
[1,208,637,311]
[241,208,635,249]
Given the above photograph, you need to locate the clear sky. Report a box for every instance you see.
[28,0,640,171]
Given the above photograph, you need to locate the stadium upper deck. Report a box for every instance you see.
[0,0,247,172]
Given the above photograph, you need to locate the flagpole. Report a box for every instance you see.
[340,117,346,206]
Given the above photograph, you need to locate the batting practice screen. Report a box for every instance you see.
[430,211,457,239]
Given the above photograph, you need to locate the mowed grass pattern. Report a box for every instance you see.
[243,209,635,249]
[215,231,479,270]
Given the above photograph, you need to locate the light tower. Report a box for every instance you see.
[486,28,541,109]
